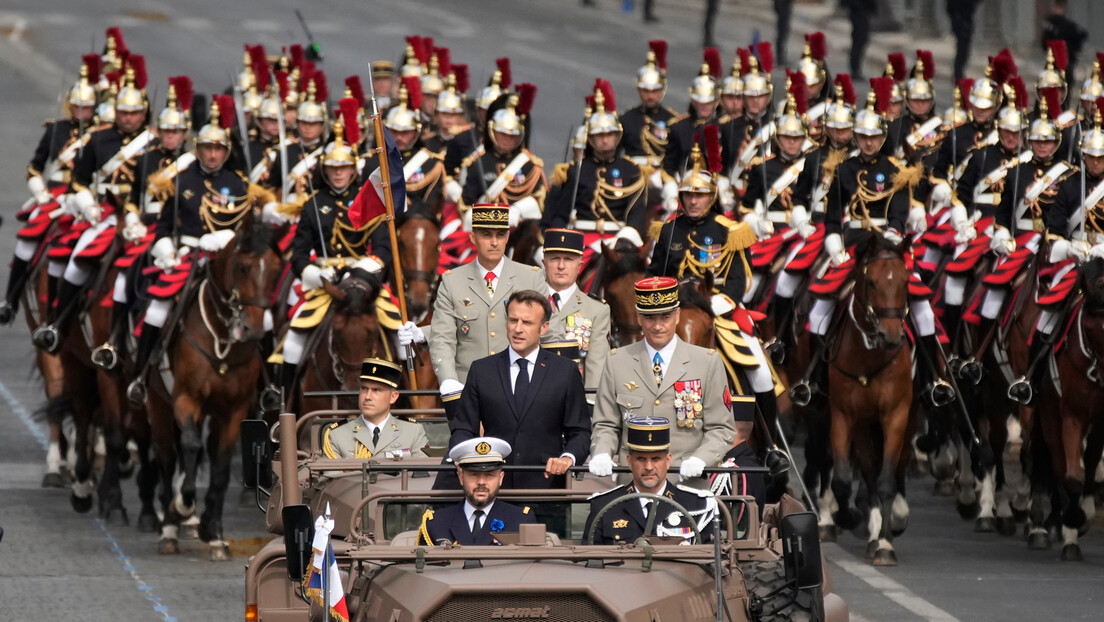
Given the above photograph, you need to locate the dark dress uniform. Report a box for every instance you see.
[444,126,482,177]
[288,173,393,278]
[154,163,255,243]
[825,153,911,244]
[257,137,323,193]
[932,117,995,183]
[647,212,753,303]
[69,125,145,198]
[956,143,1022,219]
[583,482,716,545]
[1048,167,1103,239]
[793,142,851,222]
[619,104,681,167]
[995,154,1074,237]
[541,154,648,238]
[420,500,535,546]
[883,112,936,159]
[741,151,806,220]
[663,112,722,179]
[28,118,81,186]
[126,142,182,220]
[460,146,547,208]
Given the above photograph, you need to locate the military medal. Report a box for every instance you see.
[460,322,470,335]
[674,380,702,428]
[612,168,623,188]
[320,205,332,215]
[875,172,885,193]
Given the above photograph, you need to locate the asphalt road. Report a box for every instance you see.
[0,1,1102,621]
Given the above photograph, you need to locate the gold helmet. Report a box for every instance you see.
[825,74,857,129]
[1029,87,1063,143]
[854,77,892,137]
[384,78,421,133]
[196,97,233,148]
[489,95,524,138]
[636,40,668,92]
[257,86,283,121]
[157,77,191,131]
[242,81,263,116]
[942,84,970,131]
[969,73,1002,110]
[885,52,906,104]
[678,140,718,198]
[688,64,718,104]
[115,56,149,113]
[906,51,935,101]
[101,27,126,74]
[721,49,748,96]
[421,52,445,97]
[742,48,774,98]
[1082,103,1104,157]
[400,40,424,78]
[1080,55,1103,107]
[586,81,622,138]
[1036,41,1068,92]
[237,51,255,93]
[322,115,357,168]
[478,58,511,110]
[776,77,807,138]
[297,76,327,124]
[436,75,465,115]
[68,55,99,108]
[997,77,1028,133]
[798,32,827,89]
[97,82,118,125]
[284,67,301,108]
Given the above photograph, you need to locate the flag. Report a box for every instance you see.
[303,504,349,622]
[348,126,406,230]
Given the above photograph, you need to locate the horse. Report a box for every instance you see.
[396,205,440,320]
[147,218,283,560]
[825,233,915,566]
[506,218,543,266]
[591,238,649,348]
[674,277,715,347]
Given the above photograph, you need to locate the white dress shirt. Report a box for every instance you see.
[464,500,495,532]
[476,257,507,294]
[640,484,668,520]
[358,414,391,448]
[644,336,679,379]
[507,346,541,391]
[548,283,577,310]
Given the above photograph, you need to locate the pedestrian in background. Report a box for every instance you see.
[1040,0,1088,84]
[704,0,720,47]
[775,0,795,66]
[842,0,874,79]
[946,0,981,81]
[582,0,659,23]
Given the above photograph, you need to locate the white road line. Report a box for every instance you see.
[831,557,963,622]
[0,380,49,450]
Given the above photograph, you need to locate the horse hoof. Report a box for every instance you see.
[833,510,859,532]
[209,543,232,562]
[1028,532,1051,550]
[933,480,956,497]
[864,541,878,560]
[42,472,66,488]
[181,524,200,540]
[818,525,838,542]
[958,500,981,520]
[70,492,93,514]
[872,549,898,566]
[137,512,159,533]
[1060,543,1083,562]
[158,538,180,555]
[101,505,129,527]
[996,517,1018,537]
[975,517,996,533]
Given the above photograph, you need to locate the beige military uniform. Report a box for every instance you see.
[548,288,611,394]
[428,258,546,383]
[323,414,430,460]
[591,337,735,467]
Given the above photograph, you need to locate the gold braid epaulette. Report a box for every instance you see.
[890,162,924,193]
[418,508,435,546]
[277,191,316,218]
[551,162,570,187]
[714,215,757,253]
[649,219,665,242]
[322,422,339,459]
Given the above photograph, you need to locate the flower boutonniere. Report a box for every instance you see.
[490,518,505,534]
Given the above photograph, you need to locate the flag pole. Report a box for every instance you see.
[366,82,419,390]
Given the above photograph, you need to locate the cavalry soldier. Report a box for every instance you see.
[418,437,536,546]
[793,74,857,223]
[252,75,328,196]
[540,229,611,394]
[370,78,448,215]
[423,68,471,155]
[274,112,391,389]
[588,276,738,484]
[1034,42,1081,165]
[126,97,279,404]
[407,204,544,400]
[371,60,396,111]
[542,84,648,257]
[444,58,508,180]
[246,85,284,177]
[798,32,832,111]
[584,417,717,545]
[931,54,1007,187]
[722,45,776,201]
[322,358,430,461]
[661,49,726,213]
[620,41,681,170]
[0,55,98,325]
[884,51,941,160]
[459,87,547,224]
[718,49,747,122]
[33,60,154,354]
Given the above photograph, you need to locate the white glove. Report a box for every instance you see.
[198,229,236,252]
[648,169,663,188]
[788,205,816,239]
[144,200,163,217]
[603,227,644,249]
[587,453,615,477]
[906,205,928,234]
[439,378,464,397]
[1090,243,1104,260]
[511,195,541,224]
[989,227,1015,256]
[397,321,426,346]
[351,256,384,274]
[69,189,96,223]
[883,228,904,244]
[929,182,953,212]
[27,176,51,205]
[122,212,147,242]
[743,211,774,240]
[661,180,679,213]
[949,204,976,244]
[679,456,706,480]
[1050,239,1090,263]
[445,179,462,203]
[151,238,179,271]
[716,176,736,211]
[300,265,324,290]
[824,232,850,266]
[261,201,289,225]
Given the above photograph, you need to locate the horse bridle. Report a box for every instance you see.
[851,251,909,344]
[203,248,274,343]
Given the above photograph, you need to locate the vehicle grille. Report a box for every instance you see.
[426,592,614,622]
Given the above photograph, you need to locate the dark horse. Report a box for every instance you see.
[589,238,649,348]
[147,218,283,560]
[826,233,915,566]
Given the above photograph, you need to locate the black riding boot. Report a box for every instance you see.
[126,325,162,406]
[0,257,31,325]
[33,279,82,353]
[1009,331,1050,405]
[767,295,795,365]
[789,334,829,407]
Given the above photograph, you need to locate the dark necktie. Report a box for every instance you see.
[550,292,560,312]
[643,500,653,520]
[472,509,485,533]
[372,426,380,447]
[515,358,530,412]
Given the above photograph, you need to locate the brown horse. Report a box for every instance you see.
[826,234,914,566]
[674,276,716,347]
[590,239,649,348]
[396,206,440,319]
[149,219,283,560]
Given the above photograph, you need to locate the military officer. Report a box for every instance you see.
[883,52,941,160]
[323,358,430,460]
[661,53,726,212]
[722,50,776,196]
[366,78,447,216]
[418,437,536,546]
[253,75,328,196]
[619,41,681,169]
[541,229,611,394]
[584,417,717,545]
[443,60,506,178]
[588,277,736,482]
[931,56,1005,186]
[407,204,544,399]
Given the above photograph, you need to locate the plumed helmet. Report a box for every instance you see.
[157,77,191,131]
[798,32,827,88]
[196,97,233,148]
[296,79,327,123]
[854,77,893,137]
[1036,41,1068,92]
[114,56,148,113]
[384,80,421,133]
[586,80,621,138]
[68,56,99,108]
[905,52,935,101]
[1029,87,1063,144]
[436,73,465,115]
[322,118,357,167]
[1081,98,1104,157]
[636,40,667,92]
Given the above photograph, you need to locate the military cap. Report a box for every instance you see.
[470,203,511,229]
[543,339,581,360]
[359,357,402,388]
[626,417,671,452]
[543,228,584,255]
[634,276,679,314]
[450,436,512,471]
[372,61,395,78]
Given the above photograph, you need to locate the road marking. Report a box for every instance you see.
[0,378,178,622]
[831,556,962,622]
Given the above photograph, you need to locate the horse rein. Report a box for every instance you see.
[851,250,909,346]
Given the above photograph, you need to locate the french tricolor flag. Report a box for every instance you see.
[303,503,349,622]
[348,127,407,230]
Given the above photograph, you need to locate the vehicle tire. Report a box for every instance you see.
[741,559,823,622]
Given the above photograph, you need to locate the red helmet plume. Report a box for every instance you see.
[736,48,751,77]
[834,73,856,105]
[649,40,668,71]
[248,45,270,91]
[1047,40,1069,72]
[887,53,906,80]
[215,94,235,129]
[1007,75,1028,109]
[105,26,127,55]
[289,44,304,69]
[956,78,974,104]
[755,41,774,74]
[453,64,470,93]
[703,47,722,79]
[916,50,935,81]
[312,70,328,103]
[275,70,291,100]
[495,57,512,89]
[805,32,826,61]
[339,97,360,146]
[168,76,193,111]
[1039,86,1062,118]
[420,37,435,64]
[401,75,423,111]
[344,76,365,108]
[592,78,616,111]
[788,70,808,114]
[704,125,722,174]
[991,48,1018,84]
[81,53,101,84]
[516,83,537,116]
[871,77,894,114]
[126,54,147,90]
[435,47,451,78]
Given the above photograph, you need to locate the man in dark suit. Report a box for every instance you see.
[445,289,591,490]
[584,417,717,545]
[419,437,536,546]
